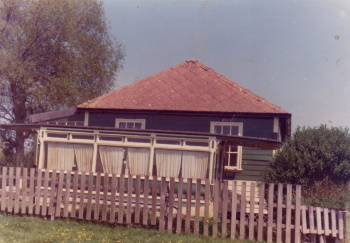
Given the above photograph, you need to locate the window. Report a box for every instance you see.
[211,122,243,171]
[155,149,209,179]
[115,119,145,129]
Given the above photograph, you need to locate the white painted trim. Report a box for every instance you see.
[91,131,98,172]
[210,121,243,136]
[38,128,47,169]
[148,134,155,175]
[273,117,279,133]
[115,118,146,129]
[84,112,89,126]
[210,121,243,171]
[273,117,282,142]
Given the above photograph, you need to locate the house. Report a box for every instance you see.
[6,59,291,182]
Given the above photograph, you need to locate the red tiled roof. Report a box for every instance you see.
[78,59,288,114]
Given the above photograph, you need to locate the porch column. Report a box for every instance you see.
[91,132,98,172]
[84,112,89,126]
[38,130,46,169]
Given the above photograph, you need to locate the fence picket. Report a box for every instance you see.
[110,173,117,223]
[29,168,36,215]
[48,169,57,217]
[316,207,322,235]
[151,176,157,225]
[14,167,21,214]
[1,167,7,211]
[167,177,175,234]
[309,206,316,234]
[71,171,79,218]
[94,173,102,221]
[338,211,344,240]
[63,171,72,218]
[324,208,329,236]
[126,175,133,224]
[230,181,238,240]
[102,173,109,221]
[159,177,166,231]
[295,185,301,243]
[135,175,141,224]
[41,169,50,216]
[239,181,247,240]
[185,178,192,233]
[142,176,149,226]
[221,180,228,238]
[86,172,96,220]
[285,184,292,243]
[21,168,28,214]
[248,181,256,241]
[55,170,64,218]
[34,169,43,215]
[212,179,220,238]
[204,179,210,237]
[194,179,202,236]
[302,206,308,234]
[78,172,86,220]
[176,178,184,234]
[276,183,283,243]
[8,167,14,213]
[118,173,125,224]
[257,182,265,242]
[267,183,274,242]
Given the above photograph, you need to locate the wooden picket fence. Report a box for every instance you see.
[0,167,347,243]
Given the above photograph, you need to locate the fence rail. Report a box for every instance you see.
[0,167,347,243]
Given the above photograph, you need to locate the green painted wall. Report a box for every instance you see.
[223,147,273,181]
[88,111,275,139]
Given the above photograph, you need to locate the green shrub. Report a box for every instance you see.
[301,177,350,210]
[261,125,350,210]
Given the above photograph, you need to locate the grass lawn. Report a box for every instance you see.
[0,213,256,243]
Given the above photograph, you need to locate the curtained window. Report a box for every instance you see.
[155,149,209,179]
[74,144,93,172]
[127,148,150,176]
[155,149,182,178]
[182,151,209,179]
[99,146,125,174]
[47,143,75,171]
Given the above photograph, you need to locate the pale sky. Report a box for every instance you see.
[102,0,350,130]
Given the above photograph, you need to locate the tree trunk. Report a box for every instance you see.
[11,82,27,168]
[15,131,25,167]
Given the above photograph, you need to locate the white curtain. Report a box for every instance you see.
[155,149,182,178]
[182,151,209,179]
[127,148,150,176]
[47,143,75,171]
[74,144,93,172]
[99,146,124,174]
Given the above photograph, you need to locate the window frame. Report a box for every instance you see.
[210,122,243,171]
[115,119,146,129]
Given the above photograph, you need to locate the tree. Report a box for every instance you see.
[0,0,125,166]
[262,125,350,186]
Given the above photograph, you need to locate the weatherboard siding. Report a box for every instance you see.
[225,148,273,181]
[87,112,275,139]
